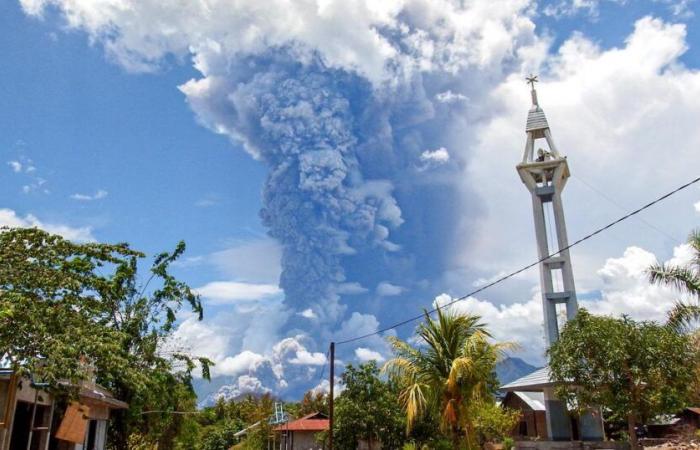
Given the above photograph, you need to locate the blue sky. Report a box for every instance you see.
[1,3,267,268]
[3,0,700,402]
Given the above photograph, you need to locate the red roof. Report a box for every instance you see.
[274,412,329,432]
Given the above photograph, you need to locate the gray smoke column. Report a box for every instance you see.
[19,0,538,335]
[182,57,405,323]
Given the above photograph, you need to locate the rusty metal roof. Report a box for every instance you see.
[274,412,329,432]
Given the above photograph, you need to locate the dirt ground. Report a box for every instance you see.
[644,441,700,449]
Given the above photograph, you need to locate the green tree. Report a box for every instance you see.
[384,308,512,449]
[549,309,698,449]
[200,420,244,450]
[333,362,406,450]
[472,402,520,446]
[297,390,328,417]
[0,228,212,449]
[648,229,700,330]
[0,228,132,386]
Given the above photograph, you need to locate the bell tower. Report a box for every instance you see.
[516,76,604,441]
[517,75,578,346]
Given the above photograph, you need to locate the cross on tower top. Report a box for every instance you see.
[526,74,538,89]
[526,74,539,107]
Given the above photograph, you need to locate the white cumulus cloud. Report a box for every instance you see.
[435,243,688,363]
[420,147,450,165]
[21,0,537,84]
[0,208,94,242]
[458,16,700,290]
[7,161,22,173]
[355,347,385,363]
[194,281,282,305]
[70,189,108,201]
[376,282,405,297]
[435,90,468,103]
[299,308,318,319]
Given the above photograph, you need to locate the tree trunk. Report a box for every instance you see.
[452,425,460,450]
[627,413,638,450]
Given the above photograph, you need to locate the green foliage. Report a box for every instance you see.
[472,402,520,444]
[384,308,514,449]
[0,228,135,386]
[549,309,698,448]
[0,228,212,449]
[191,394,276,450]
[237,422,270,450]
[502,436,515,450]
[692,332,700,405]
[200,421,243,450]
[297,390,328,417]
[333,361,406,450]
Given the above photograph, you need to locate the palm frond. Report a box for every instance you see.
[399,381,428,432]
[688,229,700,267]
[667,302,700,331]
[648,264,700,297]
[382,356,417,380]
[447,356,474,391]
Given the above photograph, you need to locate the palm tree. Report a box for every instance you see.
[383,307,514,449]
[648,229,700,405]
[647,229,700,330]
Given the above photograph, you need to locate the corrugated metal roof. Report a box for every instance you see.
[526,108,549,132]
[500,367,553,391]
[514,391,546,411]
[234,421,260,438]
[274,419,329,432]
[79,386,128,409]
[274,412,329,432]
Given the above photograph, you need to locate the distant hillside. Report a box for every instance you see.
[496,357,538,385]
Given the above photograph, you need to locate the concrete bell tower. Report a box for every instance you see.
[516,76,604,441]
[517,75,578,346]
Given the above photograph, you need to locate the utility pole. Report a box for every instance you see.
[328,342,335,450]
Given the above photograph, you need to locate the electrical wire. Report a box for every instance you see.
[572,173,682,244]
[336,175,700,346]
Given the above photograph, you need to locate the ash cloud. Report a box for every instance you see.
[19,0,542,395]
[181,55,464,326]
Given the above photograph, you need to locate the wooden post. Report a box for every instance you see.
[329,342,335,450]
[25,388,39,450]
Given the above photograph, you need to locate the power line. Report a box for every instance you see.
[336,175,700,346]
[572,173,682,244]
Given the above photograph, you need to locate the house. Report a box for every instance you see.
[273,412,328,450]
[502,391,548,439]
[0,369,127,450]
[677,407,700,431]
[500,367,592,441]
[647,408,700,439]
